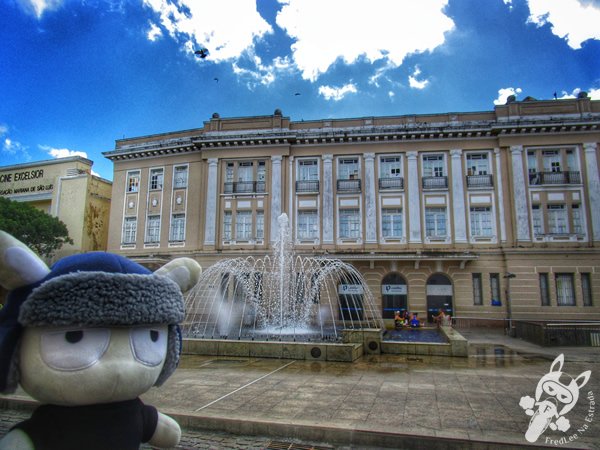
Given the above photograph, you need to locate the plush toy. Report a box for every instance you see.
[0,231,201,450]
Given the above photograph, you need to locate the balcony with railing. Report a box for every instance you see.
[378,177,404,190]
[223,181,266,194]
[529,171,581,185]
[466,174,494,189]
[337,179,362,192]
[295,180,320,193]
[422,176,448,189]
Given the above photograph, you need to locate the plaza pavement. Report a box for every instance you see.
[1,328,599,449]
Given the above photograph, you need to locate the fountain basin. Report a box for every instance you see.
[182,338,363,362]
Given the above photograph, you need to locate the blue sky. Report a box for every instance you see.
[1,0,599,181]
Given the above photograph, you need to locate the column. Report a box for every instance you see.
[203,158,218,246]
[510,145,531,241]
[322,154,334,244]
[494,148,507,242]
[407,151,421,243]
[584,143,600,241]
[270,155,283,243]
[364,152,377,243]
[450,149,467,243]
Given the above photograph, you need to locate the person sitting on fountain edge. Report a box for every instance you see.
[410,312,421,328]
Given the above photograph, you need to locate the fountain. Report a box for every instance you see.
[181,214,384,360]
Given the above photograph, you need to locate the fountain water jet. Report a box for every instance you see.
[182,213,383,342]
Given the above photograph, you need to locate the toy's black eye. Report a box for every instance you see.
[130,326,168,367]
[65,330,84,344]
[41,328,111,371]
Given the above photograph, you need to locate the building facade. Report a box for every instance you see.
[104,97,600,322]
[0,156,112,261]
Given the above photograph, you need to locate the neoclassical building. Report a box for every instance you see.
[0,156,112,261]
[104,96,600,322]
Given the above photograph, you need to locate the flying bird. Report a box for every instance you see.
[214,78,219,83]
[194,48,209,59]
[294,93,301,96]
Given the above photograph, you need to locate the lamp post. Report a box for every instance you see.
[504,272,516,336]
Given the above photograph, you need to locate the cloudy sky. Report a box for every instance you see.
[1,0,599,180]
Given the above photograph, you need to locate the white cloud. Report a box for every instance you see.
[147,22,162,42]
[318,84,358,101]
[232,55,294,88]
[15,0,63,18]
[40,145,88,159]
[276,0,454,81]
[526,0,600,49]
[1,125,30,160]
[408,66,430,90]
[494,87,522,105]
[557,87,600,100]
[142,0,273,61]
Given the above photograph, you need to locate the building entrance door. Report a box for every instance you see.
[338,283,364,321]
[426,274,453,323]
[381,272,408,319]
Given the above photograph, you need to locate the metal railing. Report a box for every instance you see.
[337,179,362,192]
[223,181,266,194]
[295,180,320,193]
[422,176,448,189]
[378,177,404,190]
[528,171,581,185]
[466,174,493,188]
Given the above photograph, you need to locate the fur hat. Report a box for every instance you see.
[0,232,200,393]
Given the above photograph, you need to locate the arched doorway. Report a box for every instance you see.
[426,273,453,323]
[381,272,408,319]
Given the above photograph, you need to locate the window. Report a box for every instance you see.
[490,273,501,305]
[423,155,445,177]
[380,156,402,178]
[149,169,163,190]
[173,166,188,189]
[225,163,234,183]
[338,158,359,180]
[472,273,483,305]
[425,207,447,238]
[297,210,319,240]
[170,214,185,241]
[539,273,550,306]
[543,150,561,172]
[470,207,493,237]
[532,205,543,236]
[145,215,160,243]
[257,161,266,182]
[582,273,593,307]
[547,205,567,234]
[382,208,403,238]
[122,217,137,244]
[256,211,264,240]
[126,171,140,193]
[556,273,575,306]
[527,151,538,175]
[572,204,583,235]
[566,149,578,171]
[466,154,489,176]
[223,211,232,240]
[298,160,319,181]
[238,162,253,182]
[339,209,360,239]
[235,210,252,241]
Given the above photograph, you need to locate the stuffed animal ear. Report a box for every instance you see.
[155,257,202,293]
[0,231,50,290]
[575,370,591,389]
[549,353,564,373]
